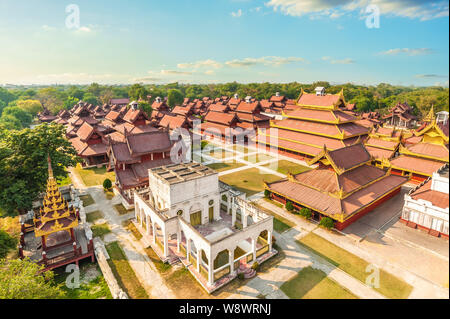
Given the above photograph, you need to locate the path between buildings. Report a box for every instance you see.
[226,216,385,299]
[68,168,176,299]
[255,198,449,299]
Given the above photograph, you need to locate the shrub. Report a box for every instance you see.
[237,273,245,280]
[285,201,294,212]
[319,217,334,229]
[201,140,208,150]
[300,207,312,219]
[251,262,259,271]
[264,189,270,198]
[103,178,112,190]
[0,230,18,259]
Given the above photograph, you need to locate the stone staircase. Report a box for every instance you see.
[238,263,256,279]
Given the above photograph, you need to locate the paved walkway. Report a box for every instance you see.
[69,168,176,299]
[254,198,449,299]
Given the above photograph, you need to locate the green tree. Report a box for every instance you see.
[16,99,43,117]
[66,86,85,100]
[82,92,99,105]
[0,258,64,299]
[103,178,112,190]
[285,201,294,212]
[167,89,184,108]
[0,230,17,259]
[0,114,22,130]
[63,96,79,110]
[319,217,334,229]
[138,101,153,115]
[37,87,67,114]
[128,84,148,101]
[0,123,79,215]
[0,106,32,128]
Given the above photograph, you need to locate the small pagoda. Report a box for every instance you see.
[33,156,79,258]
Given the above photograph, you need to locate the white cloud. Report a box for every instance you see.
[415,74,448,78]
[225,56,305,67]
[322,56,355,64]
[378,48,434,56]
[231,9,243,17]
[265,0,449,21]
[177,59,223,69]
[160,69,192,75]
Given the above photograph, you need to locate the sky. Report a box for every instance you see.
[0,0,448,86]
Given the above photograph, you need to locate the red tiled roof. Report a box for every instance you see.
[410,179,449,209]
[285,108,356,123]
[159,114,187,130]
[235,101,261,114]
[297,93,342,107]
[365,137,399,150]
[123,108,149,124]
[326,143,372,171]
[405,143,449,159]
[209,103,230,113]
[204,111,239,126]
[365,146,396,160]
[390,155,445,176]
[110,98,130,105]
[76,122,95,142]
[272,118,369,137]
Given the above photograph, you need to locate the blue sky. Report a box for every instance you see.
[0,0,448,86]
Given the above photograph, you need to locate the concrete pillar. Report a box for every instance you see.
[227,194,231,214]
[251,238,256,262]
[229,249,234,273]
[176,230,181,253]
[146,215,150,235]
[208,252,215,286]
[197,249,201,273]
[243,207,248,229]
[231,205,236,227]
[140,210,143,227]
[186,239,191,260]
[152,223,156,244]
[268,230,272,251]
[163,229,168,258]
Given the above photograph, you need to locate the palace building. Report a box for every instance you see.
[108,128,174,206]
[364,126,403,165]
[133,162,276,293]
[383,102,418,128]
[401,164,449,238]
[388,117,449,183]
[255,88,370,160]
[265,144,409,230]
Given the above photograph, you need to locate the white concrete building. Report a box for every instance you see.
[133,162,276,292]
[402,164,449,238]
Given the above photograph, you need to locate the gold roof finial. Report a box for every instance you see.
[47,154,54,179]
[424,105,435,123]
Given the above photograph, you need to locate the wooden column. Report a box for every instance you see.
[41,236,47,251]
[229,249,234,273]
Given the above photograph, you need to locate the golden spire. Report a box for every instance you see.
[47,154,54,179]
[424,105,435,123]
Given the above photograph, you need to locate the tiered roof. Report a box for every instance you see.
[33,157,78,238]
[256,89,369,157]
[364,126,402,160]
[266,144,408,223]
[390,119,449,177]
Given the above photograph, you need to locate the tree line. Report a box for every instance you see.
[1,82,448,130]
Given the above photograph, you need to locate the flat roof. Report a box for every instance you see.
[150,162,217,184]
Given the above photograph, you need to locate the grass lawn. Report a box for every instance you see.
[232,144,250,154]
[219,168,282,196]
[123,220,143,240]
[104,189,115,200]
[252,203,295,233]
[53,261,112,299]
[115,203,133,216]
[263,197,283,208]
[80,194,95,207]
[86,210,104,224]
[281,266,358,299]
[91,223,111,238]
[297,233,413,299]
[263,160,311,175]
[75,164,115,187]
[57,174,73,187]
[105,241,149,299]
[206,161,245,172]
[205,148,235,160]
[243,153,273,164]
